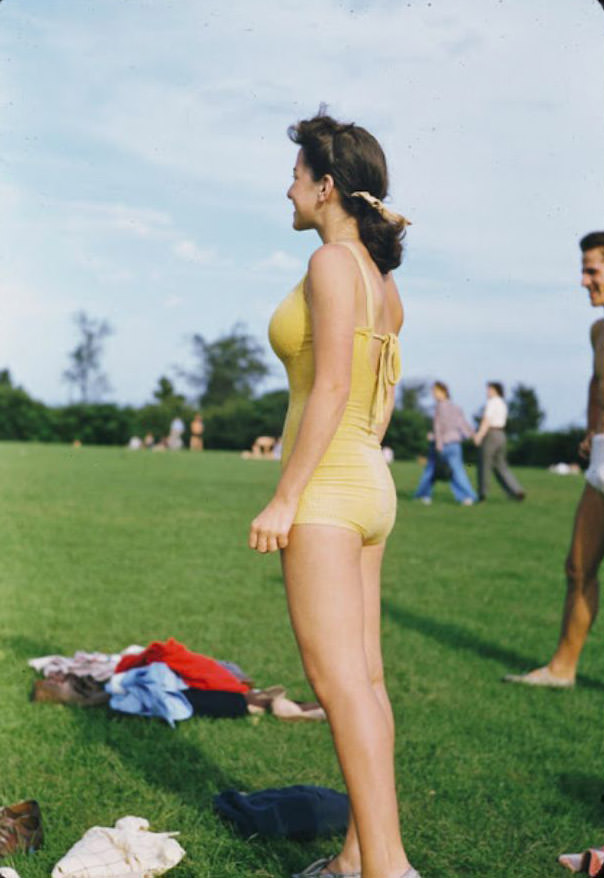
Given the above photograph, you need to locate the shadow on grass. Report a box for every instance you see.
[558,773,604,824]
[67,707,329,876]
[381,599,604,692]
[2,633,66,659]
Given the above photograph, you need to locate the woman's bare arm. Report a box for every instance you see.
[249,244,357,553]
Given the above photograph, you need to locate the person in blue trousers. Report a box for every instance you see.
[414,381,477,505]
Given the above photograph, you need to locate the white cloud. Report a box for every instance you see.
[65,202,173,238]
[1,0,602,425]
[252,251,304,273]
[163,295,184,309]
[172,240,217,265]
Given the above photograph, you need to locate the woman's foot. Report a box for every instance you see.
[292,855,360,878]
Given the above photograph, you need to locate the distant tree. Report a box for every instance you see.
[398,379,432,415]
[180,323,269,408]
[62,311,113,402]
[507,383,545,437]
[0,368,13,386]
[152,376,186,407]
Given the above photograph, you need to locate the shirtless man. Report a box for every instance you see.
[505,231,604,687]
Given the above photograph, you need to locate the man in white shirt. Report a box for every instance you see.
[505,231,604,687]
[474,382,525,501]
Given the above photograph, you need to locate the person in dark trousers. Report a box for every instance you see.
[474,382,525,501]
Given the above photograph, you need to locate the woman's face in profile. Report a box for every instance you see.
[287,149,319,231]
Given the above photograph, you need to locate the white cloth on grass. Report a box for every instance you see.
[51,816,185,878]
[29,646,145,682]
[0,868,23,878]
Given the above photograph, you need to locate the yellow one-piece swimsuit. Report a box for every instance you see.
[268,241,402,545]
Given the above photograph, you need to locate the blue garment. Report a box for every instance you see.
[413,442,437,499]
[414,441,476,503]
[440,442,477,503]
[106,662,193,727]
[214,786,349,840]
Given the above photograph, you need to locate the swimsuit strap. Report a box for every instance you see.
[372,332,401,425]
[338,241,401,425]
[338,240,375,328]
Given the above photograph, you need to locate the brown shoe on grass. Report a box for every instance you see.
[0,800,43,857]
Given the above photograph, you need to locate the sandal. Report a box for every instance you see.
[292,856,360,878]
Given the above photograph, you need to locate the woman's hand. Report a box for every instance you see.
[249,496,298,553]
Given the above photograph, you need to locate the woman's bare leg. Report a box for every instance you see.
[328,542,397,876]
[282,525,409,878]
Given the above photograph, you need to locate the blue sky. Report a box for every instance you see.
[1,0,603,426]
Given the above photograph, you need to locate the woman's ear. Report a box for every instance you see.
[317,174,335,203]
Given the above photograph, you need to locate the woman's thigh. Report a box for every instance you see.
[360,542,387,682]
[281,524,371,684]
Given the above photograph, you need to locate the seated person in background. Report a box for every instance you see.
[241,436,276,460]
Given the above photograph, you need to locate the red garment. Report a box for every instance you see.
[115,639,249,693]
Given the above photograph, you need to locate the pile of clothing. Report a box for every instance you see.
[29,638,326,725]
[0,802,184,878]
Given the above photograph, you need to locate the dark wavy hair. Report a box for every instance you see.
[433,381,450,399]
[580,231,604,257]
[488,382,504,398]
[287,111,406,274]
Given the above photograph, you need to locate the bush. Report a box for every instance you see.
[383,409,431,460]
[52,404,138,445]
[0,384,56,441]
[508,428,586,468]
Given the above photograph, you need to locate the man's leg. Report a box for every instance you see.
[478,432,495,499]
[505,483,604,686]
[491,434,524,498]
[548,483,604,678]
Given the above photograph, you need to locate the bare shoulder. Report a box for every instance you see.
[384,271,404,331]
[308,242,357,277]
[306,244,358,305]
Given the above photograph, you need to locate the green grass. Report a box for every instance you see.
[0,442,602,878]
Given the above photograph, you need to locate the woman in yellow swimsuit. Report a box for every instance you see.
[249,112,420,878]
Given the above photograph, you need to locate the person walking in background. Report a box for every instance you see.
[414,381,477,506]
[474,382,525,501]
[249,110,421,878]
[505,231,604,688]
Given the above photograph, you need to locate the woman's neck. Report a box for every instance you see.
[317,210,360,245]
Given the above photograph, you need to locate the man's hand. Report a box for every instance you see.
[579,431,594,460]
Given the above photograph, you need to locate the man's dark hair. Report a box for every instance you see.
[580,231,604,254]
[488,382,504,398]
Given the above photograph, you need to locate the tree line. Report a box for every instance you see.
[0,312,586,466]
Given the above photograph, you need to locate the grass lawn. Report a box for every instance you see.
[0,442,602,878]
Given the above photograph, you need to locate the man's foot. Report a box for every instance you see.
[461,498,475,506]
[503,665,575,688]
[417,497,432,506]
[513,491,526,501]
